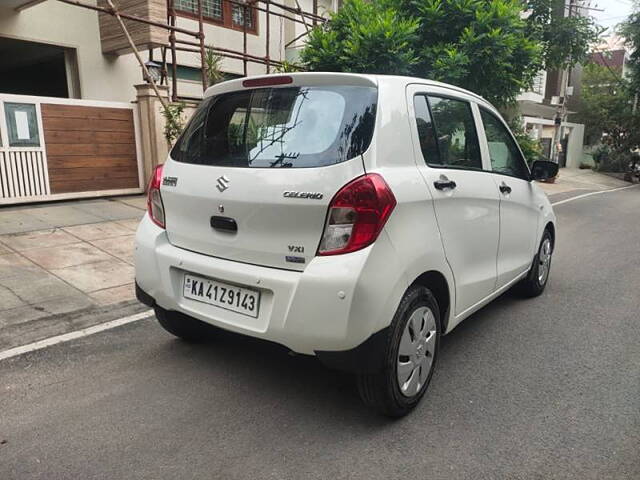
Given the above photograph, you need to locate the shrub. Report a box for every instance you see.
[162,102,186,146]
[593,145,631,173]
[508,118,543,166]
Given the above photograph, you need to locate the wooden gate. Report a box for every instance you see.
[0,94,144,205]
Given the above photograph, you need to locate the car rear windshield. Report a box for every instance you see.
[171,85,377,168]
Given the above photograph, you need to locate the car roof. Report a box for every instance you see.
[204,72,490,106]
[373,74,487,103]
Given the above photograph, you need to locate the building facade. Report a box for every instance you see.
[0,0,336,103]
[517,0,592,169]
[591,35,631,77]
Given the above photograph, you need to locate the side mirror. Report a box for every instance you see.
[530,160,559,181]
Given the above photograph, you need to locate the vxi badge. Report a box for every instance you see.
[162,176,178,187]
[283,191,324,200]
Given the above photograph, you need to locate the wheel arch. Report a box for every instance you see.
[410,270,451,333]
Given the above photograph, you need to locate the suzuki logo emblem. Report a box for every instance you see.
[216,175,230,192]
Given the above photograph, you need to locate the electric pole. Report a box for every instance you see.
[552,0,579,165]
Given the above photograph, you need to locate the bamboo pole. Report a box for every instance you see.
[294,0,310,33]
[285,28,311,49]
[312,0,317,26]
[57,0,319,93]
[256,0,325,23]
[168,0,178,102]
[176,38,272,63]
[197,0,208,91]
[160,46,168,86]
[104,0,168,109]
[175,46,283,67]
[243,3,248,76]
[265,0,270,73]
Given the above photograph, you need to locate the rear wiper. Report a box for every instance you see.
[269,152,299,168]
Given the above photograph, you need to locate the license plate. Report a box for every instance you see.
[183,273,260,318]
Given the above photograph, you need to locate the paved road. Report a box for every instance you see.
[2,188,639,480]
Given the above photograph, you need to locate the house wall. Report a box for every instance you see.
[0,0,334,103]
[0,1,141,103]
[523,116,585,168]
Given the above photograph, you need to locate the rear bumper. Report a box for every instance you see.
[137,288,389,374]
[134,213,406,359]
[135,282,155,307]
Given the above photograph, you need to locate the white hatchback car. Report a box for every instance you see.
[135,73,557,416]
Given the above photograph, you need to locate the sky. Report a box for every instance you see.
[590,0,635,31]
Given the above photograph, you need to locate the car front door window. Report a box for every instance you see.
[480,109,530,180]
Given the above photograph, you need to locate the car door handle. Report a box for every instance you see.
[433,179,457,191]
[499,183,512,195]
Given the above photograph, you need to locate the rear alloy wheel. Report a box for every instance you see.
[397,307,437,397]
[537,236,552,286]
[516,229,554,297]
[357,285,441,417]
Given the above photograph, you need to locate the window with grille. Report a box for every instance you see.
[232,4,254,28]
[175,0,223,20]
[174,0,257,32]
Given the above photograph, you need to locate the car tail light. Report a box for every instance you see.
[318,174,396,256]
[147,164,165,228]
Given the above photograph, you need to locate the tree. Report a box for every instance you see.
[574,62,640,170]
[406,0,541,104]
[524,0,602,71]
[620,8,640,99]
[301,0,604,107]
[301,0,540,106]
[300,0,420,76]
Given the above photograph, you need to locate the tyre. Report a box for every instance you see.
[357,285,441,417]
[516,229,553,298]
[155,307,214,342]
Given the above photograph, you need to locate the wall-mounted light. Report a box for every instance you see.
[143,60,162,84]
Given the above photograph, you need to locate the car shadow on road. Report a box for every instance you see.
[157,323,377,419]
[149,288,532,426]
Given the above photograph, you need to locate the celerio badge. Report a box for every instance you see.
[283,191,323,200]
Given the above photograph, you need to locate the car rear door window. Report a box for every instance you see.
[171,85,377,168]
[480,109,530,180]
[413,94,441,165]
[425,96,482,170]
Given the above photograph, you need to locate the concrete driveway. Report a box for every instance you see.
[0,196,147,350]
[537,168,630,201]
